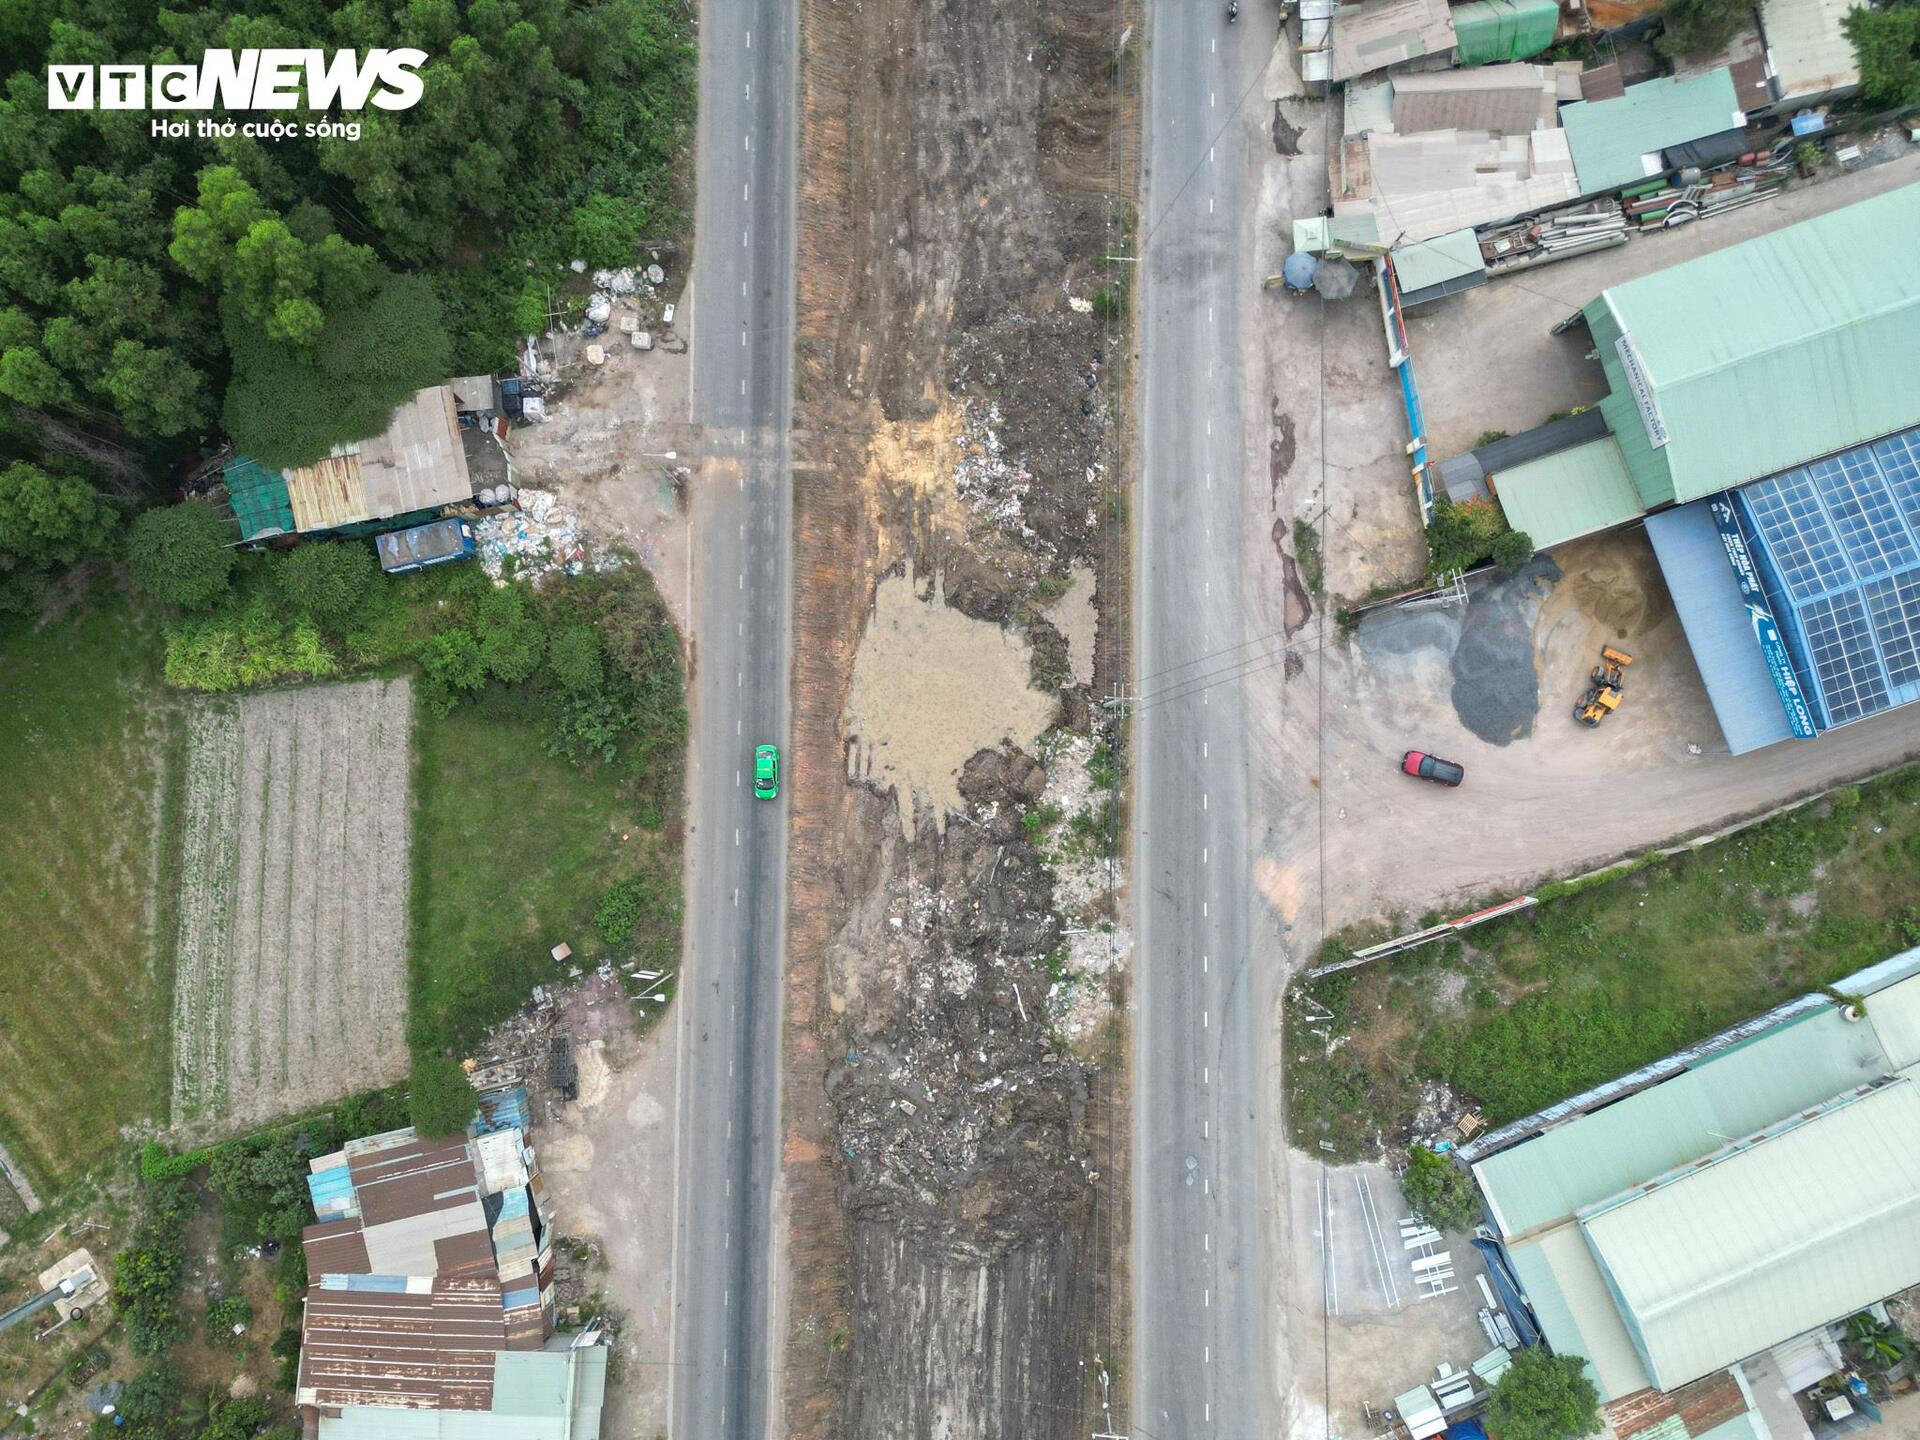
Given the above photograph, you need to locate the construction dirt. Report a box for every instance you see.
[168,678,412,1133]
[781,0,1138,1431]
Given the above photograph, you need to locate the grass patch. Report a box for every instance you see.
[1292,518,1325,599]
[1288,766,1920,1158]
[0,584,177,1188]
[408,685,681,1057]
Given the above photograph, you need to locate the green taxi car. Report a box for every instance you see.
[754,744,780,799]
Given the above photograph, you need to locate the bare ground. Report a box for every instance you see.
[782,0,1137,1430]
[169,678,412,1133]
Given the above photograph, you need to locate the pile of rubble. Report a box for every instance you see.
[829,747,1099,1257]
[952,400,1038,537]
[474,487,622,582]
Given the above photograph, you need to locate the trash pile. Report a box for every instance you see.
[952,400,1037,538]
[474,487,620,582]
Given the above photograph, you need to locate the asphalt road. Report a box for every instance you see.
[668,0,797,1433]
[1133,8,1274,1438]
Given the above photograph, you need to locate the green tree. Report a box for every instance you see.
[274,541,381,634]
[125,501,233,609]
[1844,4,1920,105]
[408,1052,480,1138]
[0,459,114,611]
[1490,529,1536,572]
[1488,1349,1602,1440]
[1656,0,1754,54]
[221,274,451,467]
[110,1364,182,1440]
[477,584,546,682]
[1399,1144,1480,1231]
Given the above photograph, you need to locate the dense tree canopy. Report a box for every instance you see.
[1845,3,1920,106]
[0,0,693,495]
[1489,1350,1602,1440]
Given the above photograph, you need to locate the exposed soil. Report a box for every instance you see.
[783,0,1136,1429]
[169,679,412,1133]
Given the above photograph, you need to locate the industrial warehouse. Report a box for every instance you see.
[1448,183,1920,754]
[1463,944,1920,1440]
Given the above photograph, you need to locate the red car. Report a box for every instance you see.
[1402,750,1465,787]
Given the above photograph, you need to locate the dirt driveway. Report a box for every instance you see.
[535,987,678,1440]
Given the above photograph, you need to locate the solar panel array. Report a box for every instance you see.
[1734,425,1920,728]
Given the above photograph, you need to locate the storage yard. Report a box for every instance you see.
[169,678,412,1131]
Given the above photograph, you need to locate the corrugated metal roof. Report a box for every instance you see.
[1390,67,1558,136]
[1581,1078,1920,1392]
[1560,70,1744,194]
[1472,1004,1890,1237]
[475,1089,530,1137]
[1328,0,1457,80]
[1643,501,1800,755]
[1760,0,1860,101]
[1489,434,1645,548]
[1449,0,1560,65]
[313,1346,606,1440]
[1391,229,1486,294]
[1509,1227,1653,1399]
[300,1276,507,1411]
[283,387,473,533]
[1359,127,1579,244]
[1589,185,1920,505]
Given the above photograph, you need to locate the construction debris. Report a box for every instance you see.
[473,487,616,581]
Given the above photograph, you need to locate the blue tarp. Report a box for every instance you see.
[498,1187,530,1219]
[501,1285,540,1311]
[1472,1237,1543,1349]
[477,1086,531,1136]
[317,1273,407,1292]
[1645,501,1800,755]
[307,1166,358,1216]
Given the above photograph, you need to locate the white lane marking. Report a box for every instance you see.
[1210,91,1216,107]
[1202,847,1209,864]
[1203,741,1209,758]
[1209,196,1214,213]
[742,329,748,347]
[1204,1119,1210,1138]
[746,28,752,45]
[1205,1233,1211,1252]
[742,281,748,297]
[1206,1345,1212,1364]
[742,379,747,395]
[743,229,749,247]
[734,829,740,846]
[1205,1066,1210,1084]
[1203,792,1209,810]
[736,770,742,787]
[1203,1010,1210,1029]
[732,888,739,907]
[745,81,751,99]
[744,182,750,200]
[1210,145,1215,162]
[745,134,750,150]
[1205,1289,1211,1308]
[1203,954,1209,972]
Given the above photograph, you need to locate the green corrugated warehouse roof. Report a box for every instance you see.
[1486,434,1644,547]
[1471,1003,1892,1238]
[223,456,294,541]
[1582,1078,1920,1392]
[1450,0,1559,65]
[1584,183,1920,508]
[1560,69,1743,195]
[1509,1228,1652,1399]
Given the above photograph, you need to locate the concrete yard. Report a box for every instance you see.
[1410,149,1920,462]
[1281,1158,1495,1440]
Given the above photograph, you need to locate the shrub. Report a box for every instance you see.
[275,542,382,634]
[546,622,606,695]
[127,501,235,609]
[1424,495,1510,578]
[1399,1144,1480,1231]
[112,1179,194,1355]
[596,882,642,946]
[1291,517,1325,598]
[477,585,546,683]
[205,1292,253,1348]
[408,1052,480,1138]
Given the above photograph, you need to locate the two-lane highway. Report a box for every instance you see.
[668,0,797,1434]
[1134,6,1273,1437]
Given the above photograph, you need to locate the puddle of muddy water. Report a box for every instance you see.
[1042,563,1097,688]
[846,564,1057,827]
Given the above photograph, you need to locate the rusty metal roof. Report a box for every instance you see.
[305,1220,373,1277]
[283,386,473,532]
[299,1277,506,1411]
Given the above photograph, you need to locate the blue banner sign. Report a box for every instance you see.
[1710,496,1819,738]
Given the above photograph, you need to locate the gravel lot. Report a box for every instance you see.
[170,678,412,1132]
